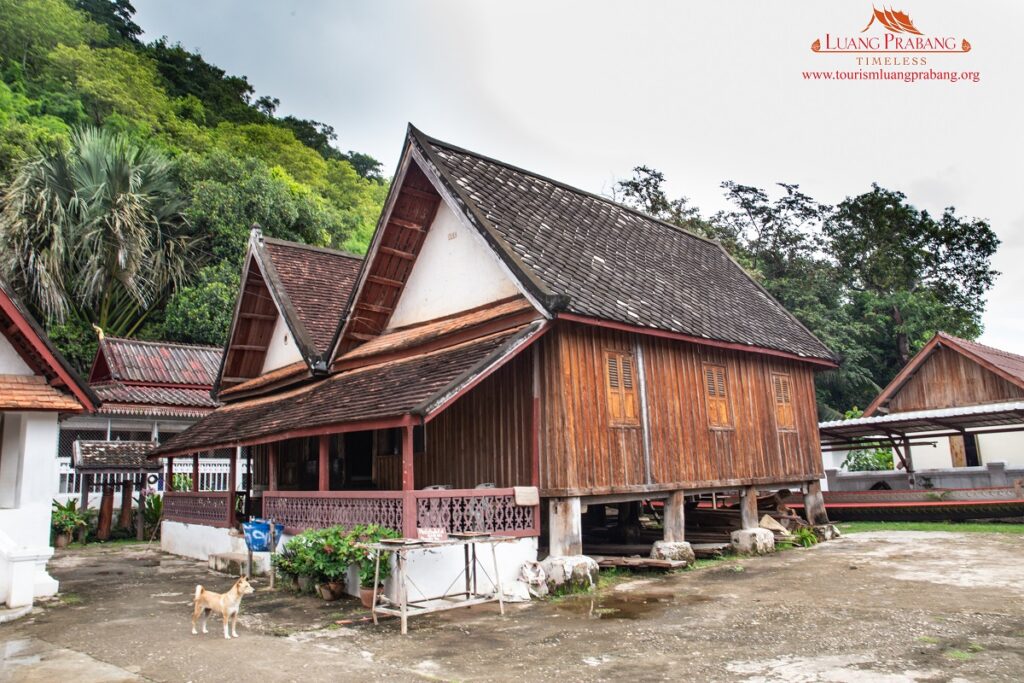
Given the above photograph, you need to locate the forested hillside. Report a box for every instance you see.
[0,1,1001,420]
[0,0,387,369]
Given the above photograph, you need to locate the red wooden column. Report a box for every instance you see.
[318,435,330,491]
[401,424,417,538]
[268,442,278,491]
[165,457,174,492]
[191,453,200,491]
[227,448,238,527]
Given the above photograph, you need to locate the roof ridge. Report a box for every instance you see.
[940,331,1024,362]
[412,125,722,248]
[104,336,221,352]
[261,236,364,261]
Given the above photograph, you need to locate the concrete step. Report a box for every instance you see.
[208,551,271,576]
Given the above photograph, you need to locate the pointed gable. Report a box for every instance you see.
[217,231,363,395]
[865,332,1024,416]
[0,279,97,412]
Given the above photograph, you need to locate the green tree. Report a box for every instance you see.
[161,261,238,346]
[47,45,172,130]
[0,127,199,339]
[616,165,714,237]
[825,185,999,369]
[74,0,142,45]
[0,0,103,74]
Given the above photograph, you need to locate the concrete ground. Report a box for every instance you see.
[2,531,1023,682]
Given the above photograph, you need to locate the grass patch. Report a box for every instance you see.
[917,635,940,644]
[945,649,973,661]
[840,521,1024,535]
[59,592,82,605]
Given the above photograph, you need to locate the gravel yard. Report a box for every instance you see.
[2,530,1024,682]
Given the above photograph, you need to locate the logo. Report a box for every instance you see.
[811,6,970,59]
[801,6,980,84]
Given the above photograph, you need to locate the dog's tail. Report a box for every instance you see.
[193,584,203,602]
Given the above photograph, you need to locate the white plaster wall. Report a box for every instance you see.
[909,439,953,470]
[384,537,537,603]
[260,313,303,374]
[0,412,62,606]
[388,202,522,329]
[0,335,31,375]
[161,520,253,561]
[978,432,1024,467]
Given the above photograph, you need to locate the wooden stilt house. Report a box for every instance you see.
[153,125,838,558]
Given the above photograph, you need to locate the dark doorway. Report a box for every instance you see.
[964,433,981,467]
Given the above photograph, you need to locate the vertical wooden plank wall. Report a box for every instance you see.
[888,346,1024,413]
[538,322,824,495]
[421,356,533,489]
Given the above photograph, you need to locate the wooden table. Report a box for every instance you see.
[362,535,513,634]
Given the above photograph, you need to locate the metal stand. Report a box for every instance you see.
[365,536,511,634]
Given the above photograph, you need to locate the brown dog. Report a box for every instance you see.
[192,577,255,639]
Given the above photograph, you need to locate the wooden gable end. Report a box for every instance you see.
[886,345,1024,414]
[334,162,442,359]
[218,259,281,390]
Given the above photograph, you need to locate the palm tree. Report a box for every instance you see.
[0,127,198,337]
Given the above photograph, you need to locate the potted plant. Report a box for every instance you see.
[51,499,86,547]
[350,524,399,608]
[312,527,352,601]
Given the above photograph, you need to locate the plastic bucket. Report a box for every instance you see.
[242,519,284,552]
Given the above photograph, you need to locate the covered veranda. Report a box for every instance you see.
[151,324,545,541]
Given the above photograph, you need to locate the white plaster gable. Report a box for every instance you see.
[260,311,303,374]
[0,334,32,375]
[387,200,522,329]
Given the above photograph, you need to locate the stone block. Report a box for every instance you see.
[730,528,775,555]
[208,551,271,576]
[539,555,599,593]
[650,541,695,564]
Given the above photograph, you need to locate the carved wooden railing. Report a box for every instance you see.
[262,491,405,534]
[416,489,539,538]
[260,489,540,538]
[164,491,232,528]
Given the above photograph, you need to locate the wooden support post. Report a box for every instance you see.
[228,447,238,528]
[97,485,114,540]
[268,442,278,492]
[401,424,417,539]
[803,480,829,525]
[548,497,582,557]
[165,458,173,492]
[740,486,759,530]
[318,435,329,492]
[663,490,686,543]
[78,473,92,543]
[136,481,146,541]
[191,454,200,491]
[531,345,541,489]
[118,480,133,529]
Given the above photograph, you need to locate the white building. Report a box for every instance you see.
[0,280,97,611]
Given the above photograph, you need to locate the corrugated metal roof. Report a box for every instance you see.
[820,401,1024,440]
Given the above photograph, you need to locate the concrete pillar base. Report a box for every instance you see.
[650,541,695,564]
[731,528,775,555]
[539,555,599,593]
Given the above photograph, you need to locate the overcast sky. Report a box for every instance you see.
[134,0,1024,352]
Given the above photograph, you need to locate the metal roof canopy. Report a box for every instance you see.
[819,401,1024,450]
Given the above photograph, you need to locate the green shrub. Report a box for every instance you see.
[274,524,399,587]
[51,499,87,536]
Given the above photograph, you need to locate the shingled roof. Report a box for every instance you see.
[73,440,161,471]
[261,238,362,357]
[92,337,221,386]
[406,127,836,363]
[153,321,546,457]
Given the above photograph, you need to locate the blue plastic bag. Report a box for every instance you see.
[242,519,284,552]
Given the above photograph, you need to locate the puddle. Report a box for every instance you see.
[554,591,713,619]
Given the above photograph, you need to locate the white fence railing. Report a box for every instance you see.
[56,457,251,507]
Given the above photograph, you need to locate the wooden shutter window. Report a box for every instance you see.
[703,363,732,428]
[605,350,640,427]
[772,372,795,430]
